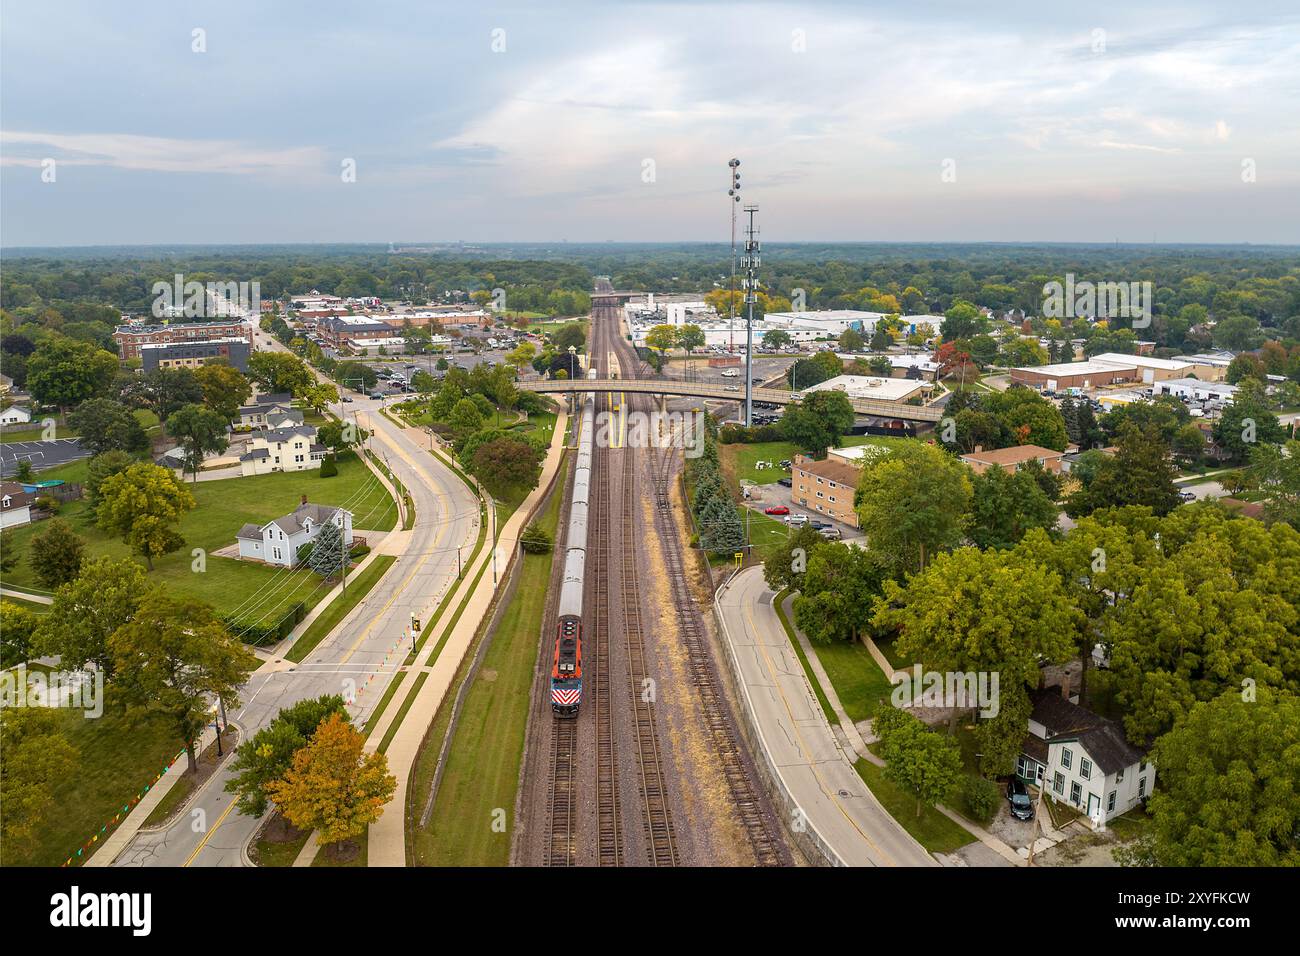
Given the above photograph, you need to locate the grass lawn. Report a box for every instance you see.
[0,424,75,442]
[744,508,794,553]
[410,471,564,866]
[1,707,185,867]
[0,451,397,638]
[809,635,894,722]
[721,435,894,486]
[251,821,311,867]
[513,410,557,445]
[286,555,397,663]
[855,753,974,855]
[311,828,367,867]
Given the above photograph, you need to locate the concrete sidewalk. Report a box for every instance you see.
[364,406,570,866]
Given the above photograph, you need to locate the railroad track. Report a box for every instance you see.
[619,444,679,866]
[590,440,623,866]
[648,437,787,866]
[545,717,577,866]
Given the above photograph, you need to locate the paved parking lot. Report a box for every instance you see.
[0,438,90,476]
[740,479,866,541]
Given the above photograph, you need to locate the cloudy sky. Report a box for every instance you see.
[2,0,1297,246]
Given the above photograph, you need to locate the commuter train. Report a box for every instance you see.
[551,376,597,716]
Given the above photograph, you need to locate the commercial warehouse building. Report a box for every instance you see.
[1152,378,1238,402]
[1011,360,1138,390]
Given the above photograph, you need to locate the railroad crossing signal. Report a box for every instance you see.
[411,613,421,632]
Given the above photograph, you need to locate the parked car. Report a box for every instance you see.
[1006,778,1035,821]
[1179,490,1197,502]
[724,384,740,392]
[764,505,790,516]
[777,477,793,488]
[808,519,829,529]
[818,526,842,540]
[785,514,808,526]
[341,396,353,403]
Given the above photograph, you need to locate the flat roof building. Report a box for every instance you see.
[1011,360,1137,390]
[804,374,932,403]
[141,338,250,372]
[961,444,1067,475]
[1152,378,1238,402]
[114,320,251,360]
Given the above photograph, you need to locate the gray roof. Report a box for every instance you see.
[236,522,263,539]
[239,448,270,462]
[1027,688,1147,775]
[260,425,316,443]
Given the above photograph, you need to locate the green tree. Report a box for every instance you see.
[780,390,855,459]
[193,363,252,421]
[0,602,40,667]
[28,517,85,589]
[0,708,79,854]
[968,465,1059,550]
[1212,380,1287,463]
[225,695,349,817]
[1066,424,1180,518]
[761,524,825,594]
[1128,689,1300,867]
[466,435,543,498]
[856,440,973,574]
[762,329,792,350]
[307,518,347,579]
[248,351,314,396]
[940,300,988,341]
[109,592,259,773]
[838,327,865,351]
[1247,438,1300,528]
[981,388,1069,450]
[33,557,150,676]
[449,397,484,436]
[123,367,204,423]
[875,546,1079,745]
[26,337,119,412]
[66,398,149,456]
[550,322,586,353]
[876,708,963,817]
[264,712,396,856]
[793,543,889,642]
[166,403,230,483]
[96,462,197,569]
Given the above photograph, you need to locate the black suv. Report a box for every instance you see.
[1006,778,1035,821]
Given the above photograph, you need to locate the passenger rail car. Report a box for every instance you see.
[551,391,596,715]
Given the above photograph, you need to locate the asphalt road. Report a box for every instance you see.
[715,567,937,867]
[110,329,480,867]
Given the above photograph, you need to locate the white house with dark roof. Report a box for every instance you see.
[0,481,35,529]
[1018,686,1153,828]
[0,405,32,426]
[236,497,353,567]
[239,424,327,476]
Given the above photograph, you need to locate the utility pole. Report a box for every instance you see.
[742,203,761,427]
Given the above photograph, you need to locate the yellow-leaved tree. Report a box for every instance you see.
[265,713,396,858]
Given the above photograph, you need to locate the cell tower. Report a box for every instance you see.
[727,159,741,352]
[741,203,760,427]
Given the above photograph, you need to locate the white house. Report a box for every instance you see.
[1018,687,1153,828]
[0,481,35,529]
[0,405,32,426]
[238,394,303,429]
[239,425,327,476]
[236,498,354,567]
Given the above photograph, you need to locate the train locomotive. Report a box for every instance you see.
[551,385,596,716]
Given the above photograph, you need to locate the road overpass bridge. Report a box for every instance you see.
[518,378,946,423]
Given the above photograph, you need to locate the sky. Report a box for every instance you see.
[2,0,1298,247]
